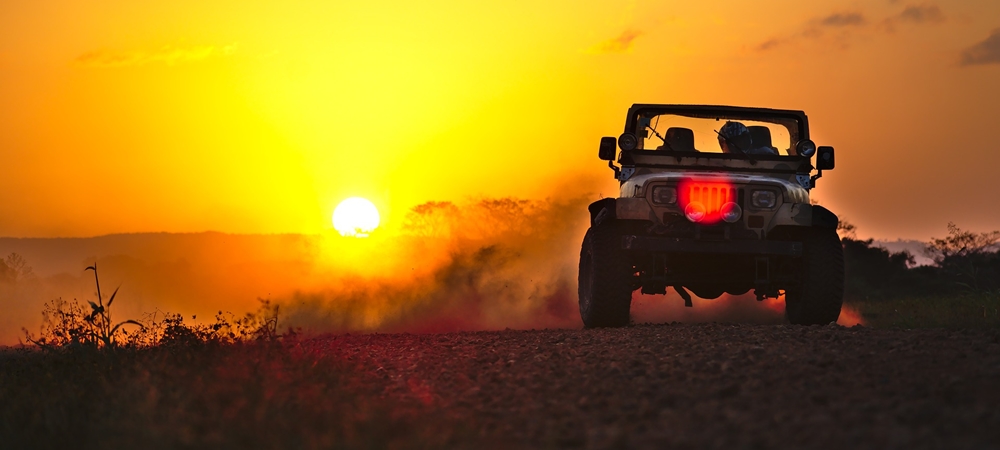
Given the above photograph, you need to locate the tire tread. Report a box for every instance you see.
[578,225,633,328]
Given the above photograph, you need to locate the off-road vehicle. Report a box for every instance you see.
[579,104,843,327]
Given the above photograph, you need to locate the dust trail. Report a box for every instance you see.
[280,197,591,333]
[836,304,865,326]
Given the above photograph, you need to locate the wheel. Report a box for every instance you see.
[578,225,634,328]
[784,228,844,325]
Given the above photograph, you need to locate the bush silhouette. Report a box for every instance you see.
[841,223,1000,301]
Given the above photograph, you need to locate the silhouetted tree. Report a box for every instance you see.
[837,217,858,240]
[926,223,1000,292]
[927,222,1000,262]
[1,253,32,284]
[842,238,921,300]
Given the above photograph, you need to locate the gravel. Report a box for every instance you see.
[306,323,1000,450]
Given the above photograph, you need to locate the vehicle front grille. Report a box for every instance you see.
[687,185,737,215]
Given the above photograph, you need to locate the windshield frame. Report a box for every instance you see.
[623,104,810,157]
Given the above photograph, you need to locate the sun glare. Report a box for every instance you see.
[333,197,380,237]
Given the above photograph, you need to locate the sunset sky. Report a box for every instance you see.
[2,0,1000,240]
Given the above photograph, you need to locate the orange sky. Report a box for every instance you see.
[2,0,1000,240]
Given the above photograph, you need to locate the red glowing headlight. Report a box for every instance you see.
[678,179,737,225]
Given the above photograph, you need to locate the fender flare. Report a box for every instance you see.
[588,198,617,226]
[810,204,839,229]
[768,203,840,235]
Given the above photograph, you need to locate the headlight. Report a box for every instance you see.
[751,190,777,209]
[684,202,706,222]
[796,139,817,157]
[652,186,677,205]
[720,202,742,223]
[618,133,638,151]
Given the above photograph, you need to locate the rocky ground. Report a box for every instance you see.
[5,323,1000,449]
[308,323,1000,449]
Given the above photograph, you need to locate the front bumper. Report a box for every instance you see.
[621,235,802,257]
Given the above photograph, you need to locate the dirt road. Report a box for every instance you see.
[308,323,1000,449]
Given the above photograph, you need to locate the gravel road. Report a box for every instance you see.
[307,323,1000,450]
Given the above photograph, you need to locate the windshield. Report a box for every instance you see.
[634,113,797,156]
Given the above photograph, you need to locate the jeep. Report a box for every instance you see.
[579,104,843,327]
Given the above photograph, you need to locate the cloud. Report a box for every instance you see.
[758,4,946,52]
[880,4,945,32]
[897,4,945,23]
[75,44,238,67]
[960,28,1000,66]
[820,13,867,27]
[588,29,643,54]
[756,11,867,51]
[756,39,783,52]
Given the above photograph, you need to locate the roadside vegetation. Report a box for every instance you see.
[0,262,455,449]
[840,222,1000,329]
[0,330,454,449]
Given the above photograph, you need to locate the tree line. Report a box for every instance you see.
[841,222,1000,301]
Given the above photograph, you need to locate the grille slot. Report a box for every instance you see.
[687,185,737,215]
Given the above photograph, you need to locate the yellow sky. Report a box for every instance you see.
[2,0,1000,240]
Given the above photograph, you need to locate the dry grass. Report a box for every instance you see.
[0,339,465,450]
[848,292,1000,329]
[5,273,466,449]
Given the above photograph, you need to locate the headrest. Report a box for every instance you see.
[748,126,773,149]
[664,127,695,151]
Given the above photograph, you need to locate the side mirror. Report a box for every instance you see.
[817,146,835,170]
[599,136,617,161]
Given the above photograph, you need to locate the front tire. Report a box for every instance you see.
[578,225,633,328]
[785,228,844,325]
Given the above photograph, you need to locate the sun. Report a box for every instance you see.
[332,197,381,237]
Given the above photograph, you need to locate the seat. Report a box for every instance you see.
[662,127,696,152]
[748,126,772,148]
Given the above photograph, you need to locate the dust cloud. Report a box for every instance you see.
[280,197,591,333]
[1,195,828,345]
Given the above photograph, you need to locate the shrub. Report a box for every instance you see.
[24,261,287,350]
[927,223,1000,293]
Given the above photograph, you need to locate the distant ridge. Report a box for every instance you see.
[870,239,933,266]
[0,231,317,277]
